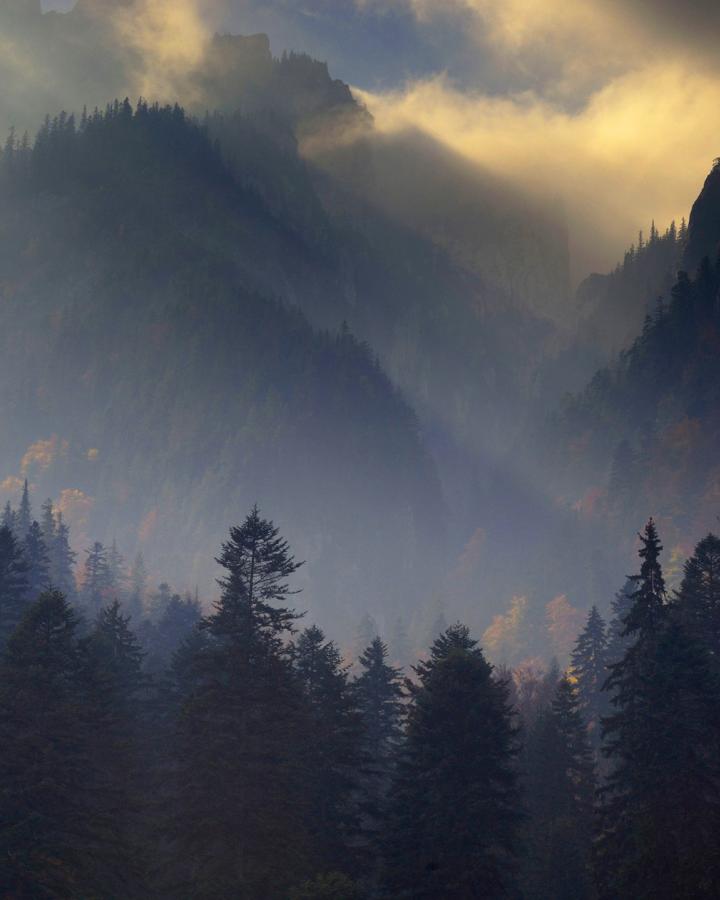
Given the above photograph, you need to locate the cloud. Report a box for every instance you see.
[108,0,215,102]
[357,60,720,278]
[21,435,68,474]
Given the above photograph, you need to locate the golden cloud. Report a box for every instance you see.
[21,435,68,474]
[357,62,720,278]
[109,0,214,102]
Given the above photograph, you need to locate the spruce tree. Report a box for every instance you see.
[80,600,149,895]
[170,507,311,897]
[673,533,720,665]
[1,500,16,533]
[384,624,520,899]
[521,676,595,900]
[24,519,50,600]
[82,540,110,612]
[40,498,56,548]
[597,520,720,898]
[605,577,635,666]
[570,605,609,744]
[107,538,128,603]
[294,624,363,873]
[0,524,29,647]
[353,636,404,854]
[52,511,77,601]
[0,591,96,896]
[147,591,202,672]
[16,477,31,537]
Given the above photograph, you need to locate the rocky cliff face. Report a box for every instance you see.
[684,161,720,273]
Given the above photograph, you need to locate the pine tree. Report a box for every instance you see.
[82,541,110,612]
[147,591,202,671]
[81,600,148,894]
[40,498,56,548]
[294,624,363,873]
[384,624,520,898]
[1,500,15,533]
[107,539,128,603]
[0,591,97,896]
[16,477,31,537]
[353,636,404,852]
[605,578,635,665]
[0,525,30,647]
[52,512,77,601]
[521,676,595,900]
[673,533,720,665]
[570,605,609,744]
[24,520,50,600]
[597,520,720,898]
[170,507,312,897]
[148,581,173,621]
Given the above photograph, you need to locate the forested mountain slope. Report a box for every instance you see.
[546,164,720,568]
[0,103,443,632]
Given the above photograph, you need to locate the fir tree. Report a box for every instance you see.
[24,520,50,600]
[1,501,15,533]
[40,498,56,548]
[294,624,363,873]
[170,507,311,897]
[673,533,720,665]
[80,600,149,894]
[147,591,202,672]
[353,636,404,854]
[606,578,635,666]
[149,581,173,621]
[82,541,110,612]
[0,525,30,647]
[16,477,31,537]
[52,512,76,601]
[107,539,128,603]
[570,605,609,744]
[521,676,595,900]
[597,520,720,898]
[384,624,520,898]
[0,591,97,896]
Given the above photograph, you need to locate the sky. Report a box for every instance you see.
[221,0,720,277]
[38,0,720,276]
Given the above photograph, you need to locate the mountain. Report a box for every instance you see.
[573,220,686,365]
[543,163,720,575]
[0,103,444,635]
[0,3,585,645]
[684,160,720,273]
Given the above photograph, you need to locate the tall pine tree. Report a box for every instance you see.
[598,520,720,898]
[521,676,595,900]
[384,624,520,899]
[570,605,609,745]
[170,507,312,898]
[0,524,29,647]
[24,520,50,600]
[294,624,363,874]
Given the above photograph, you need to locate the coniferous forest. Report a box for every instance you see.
[3,0,720,897]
